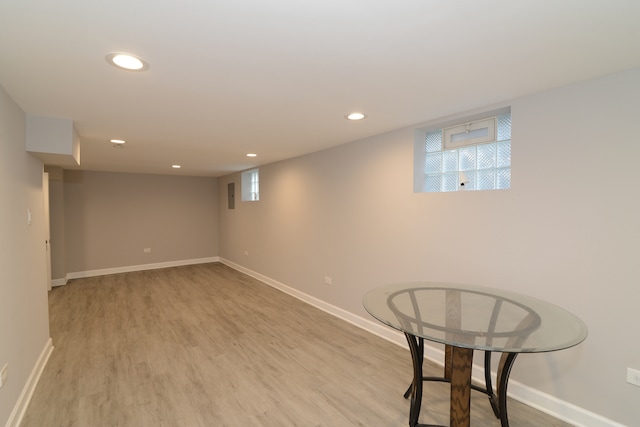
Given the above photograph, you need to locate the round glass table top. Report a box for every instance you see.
[363,282,588,353]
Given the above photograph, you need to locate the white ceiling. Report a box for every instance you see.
[1,0,639,177]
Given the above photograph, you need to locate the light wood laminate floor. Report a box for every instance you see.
[22,263,572,426]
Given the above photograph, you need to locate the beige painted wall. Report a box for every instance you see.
[63,171,218,274]
[218,68,640,425]
[0,85,50,425]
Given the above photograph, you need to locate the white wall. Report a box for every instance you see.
[0,86,51,425]
[218,68,640,426]
[63,170,219,275]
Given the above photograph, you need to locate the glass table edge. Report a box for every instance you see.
[362,282,589,354]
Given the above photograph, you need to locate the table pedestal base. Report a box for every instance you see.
[404,334,518,427]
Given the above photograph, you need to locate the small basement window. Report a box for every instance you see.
[241,169,259,201]
[415,110,511,192]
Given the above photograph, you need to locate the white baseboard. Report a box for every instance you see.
[51,278,67,287]
[5,338,54,427]
[218,258,624,427]
[66,256,220,281]
[505,382,626,427]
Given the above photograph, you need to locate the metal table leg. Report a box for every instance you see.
[405,333,424,427]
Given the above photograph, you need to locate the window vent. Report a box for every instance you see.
[443,117,496,149]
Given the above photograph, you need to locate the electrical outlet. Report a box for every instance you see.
[0,364,8,388]
[324,276,332,286]
[627,368,640,387]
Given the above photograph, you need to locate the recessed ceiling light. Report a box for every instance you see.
[110,139,126,144]
[246,153,257,157]
[105,53,150,71]
[172,165,181,169]
[345,112,367,121]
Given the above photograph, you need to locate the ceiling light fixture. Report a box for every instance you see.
[246,153,257,157]
[110,139,126,144]
[105,52,150,71]
[172,165,181,169]
[345,112,367,121]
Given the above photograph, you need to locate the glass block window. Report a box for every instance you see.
[423,113,511,192]
[241,169,259,201]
